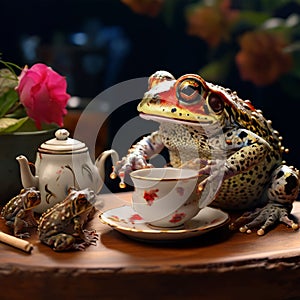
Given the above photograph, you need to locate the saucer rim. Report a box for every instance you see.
[99,205,229,238]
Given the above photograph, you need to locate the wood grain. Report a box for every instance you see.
[1,192,300,300]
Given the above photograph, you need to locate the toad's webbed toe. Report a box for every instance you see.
[229,203,298,235]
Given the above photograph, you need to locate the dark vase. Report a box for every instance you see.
[0,129,55,205]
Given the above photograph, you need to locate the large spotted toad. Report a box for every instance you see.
[114,71,300,235]
[38,188,98,251]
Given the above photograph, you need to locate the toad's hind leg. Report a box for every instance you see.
[230,165,300,235]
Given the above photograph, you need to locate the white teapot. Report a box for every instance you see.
[17,129,119,213]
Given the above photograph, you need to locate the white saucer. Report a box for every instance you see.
[99,205,229,241]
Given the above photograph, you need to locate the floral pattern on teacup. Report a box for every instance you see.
[169,212,186,224]
[143,189,159,206]
[176,187,185,196]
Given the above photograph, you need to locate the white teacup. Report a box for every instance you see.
[130,167,204,228]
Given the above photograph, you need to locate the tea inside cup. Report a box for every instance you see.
[130,167,201,226]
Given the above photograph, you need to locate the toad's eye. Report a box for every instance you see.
[208,94,224,113]
[176,78,202,106]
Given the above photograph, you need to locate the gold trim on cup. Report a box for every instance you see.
[130,168,200,182]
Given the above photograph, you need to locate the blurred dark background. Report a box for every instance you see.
[1,0,210,95]
[1,0,300,174]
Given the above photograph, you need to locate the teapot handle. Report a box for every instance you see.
[95,149,119,187]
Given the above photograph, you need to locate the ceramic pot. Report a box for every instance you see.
[16,129,119,213]
[0,129,55,205]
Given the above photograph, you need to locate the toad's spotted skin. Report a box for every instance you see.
[1,187,41,238]
[114,71,300,235]
[38,188,98,251]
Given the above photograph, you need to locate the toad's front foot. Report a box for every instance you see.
[15,232,31,239]
[229,203,298,235]
[82,229,99,245]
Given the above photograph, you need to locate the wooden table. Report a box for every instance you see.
[1,192,300,300]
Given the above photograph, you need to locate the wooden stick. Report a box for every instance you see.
[0,231,34,253]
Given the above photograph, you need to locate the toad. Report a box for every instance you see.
[38,188,98,251]
[114,71,300,235]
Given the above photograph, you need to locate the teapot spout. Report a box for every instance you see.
[16,155,39,188]
[95,149,119,192]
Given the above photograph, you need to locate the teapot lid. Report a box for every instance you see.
[38,129,88,154]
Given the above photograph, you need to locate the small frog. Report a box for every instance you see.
[114,71,300,235]
[38,188,98,251]
[1,187,41,238]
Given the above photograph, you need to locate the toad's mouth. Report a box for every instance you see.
[139,113,213,127]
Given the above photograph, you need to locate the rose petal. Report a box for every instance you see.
[16,63,70,129]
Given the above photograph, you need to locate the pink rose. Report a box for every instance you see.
[16,63,70,129]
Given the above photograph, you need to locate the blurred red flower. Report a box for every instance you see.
[121,0,164,17]
[186,0,239,48]
[235,31,293,86]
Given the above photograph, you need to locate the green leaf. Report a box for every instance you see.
[0,117,29,133]
[0,89,19,118]
[198,55,231,83]
[14,118,59,132]
[5,105,27,119]
[0,69,18,93]
[259,0,290,12]
[238,11,270,27]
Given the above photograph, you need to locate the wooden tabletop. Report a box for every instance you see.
[1,192,300,300]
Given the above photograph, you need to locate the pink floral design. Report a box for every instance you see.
[176,187,184,196]
[143,189,159,206]
[108,215,120,222]
[169,213,186,224]
[129,213,143,224]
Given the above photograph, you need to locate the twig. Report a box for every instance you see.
[0,231,34,253]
